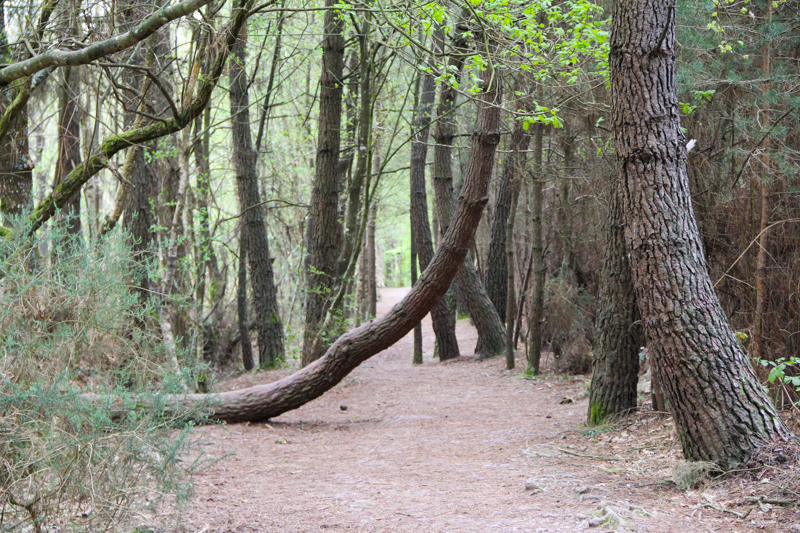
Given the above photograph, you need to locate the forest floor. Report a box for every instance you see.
[179,288,800,533]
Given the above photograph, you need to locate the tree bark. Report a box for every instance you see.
[230,28,285,367]
[367,202,377,319]
[54,64,82,242]
[410,69,459,361]
[410,184,423,365]
[611,0,795,465]
[485,118,529,322]
[588,172,641,424]
[302,0,345,365]
[238,222,255,371]
[526,123,545,374]
[108,53,502,423]
[505,180,520,370]
[431,23,505,358]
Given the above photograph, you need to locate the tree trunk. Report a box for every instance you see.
[411,187,423,365]
[54,64,82,242]
[336,14,372,320]
[611,0,795,466]
[588,172,641,425]
[302,0,345,365]
[527,123,545,374]
[485,117,529,322]
[367,202,377,319]
[505,180,520,370]
[108,53,502,423]
[410,69,459,361]
[752,1,772,365]
[238,222,255,371]
[431,23,505,358]
[230,28,285,367]
[0,1,32,218]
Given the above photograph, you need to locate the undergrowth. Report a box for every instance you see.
[0,219,208,532]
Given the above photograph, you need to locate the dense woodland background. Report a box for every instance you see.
[1,0,800,528]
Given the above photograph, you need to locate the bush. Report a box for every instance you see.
[0,220,205,532]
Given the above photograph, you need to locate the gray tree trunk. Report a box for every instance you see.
[230,28,285,367]
[302,0,345,365]
[410,70,459,361]
[588,172,641,424]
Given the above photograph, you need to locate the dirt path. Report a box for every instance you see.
[182,288,797,533]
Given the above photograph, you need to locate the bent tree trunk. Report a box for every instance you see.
[612,0,794,466]
[129,56,502,423]
[588,172,640,425]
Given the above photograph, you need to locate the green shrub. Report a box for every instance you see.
[0,220,206,532]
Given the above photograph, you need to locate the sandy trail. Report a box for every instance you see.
[182,288,790,532]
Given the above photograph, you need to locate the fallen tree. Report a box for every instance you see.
[103,47,502,424]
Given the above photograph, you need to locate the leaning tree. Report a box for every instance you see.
[609,0,796,466]
[104,39,504,423]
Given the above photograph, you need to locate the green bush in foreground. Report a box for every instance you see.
[0,220,208,532]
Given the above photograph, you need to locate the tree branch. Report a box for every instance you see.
[0,0,213,86]
[12,0,258,236]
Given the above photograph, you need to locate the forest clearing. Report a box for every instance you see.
[2,0,800,530]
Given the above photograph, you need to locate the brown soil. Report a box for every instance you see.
[181,288,800,533]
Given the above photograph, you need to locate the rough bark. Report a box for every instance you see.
[611,0,795,465]
[505,182,520,370]
[230,28,285,367]
[526,123,545,374]
[410,70,459,361]
[485,119,529,322]
[238,223,255,371]
[588,173,641,425]
[431,24,505,358]
[411,216,423,364]
[367,202,377,319]
[107,55,502,423]
[302,0,345,365]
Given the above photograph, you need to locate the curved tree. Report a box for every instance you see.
[117,54,502,423]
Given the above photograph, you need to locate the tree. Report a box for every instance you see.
[588,172,640,424]
[230,26,285,367]
[302,0,345,365]
[526,121,545,374]
[484,104,529,324]
[611,0,795,465]
[113,47,502,422]
[410,67,460,361]
[432,22,506,358]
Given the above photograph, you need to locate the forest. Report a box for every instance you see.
[1,0,800,529]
